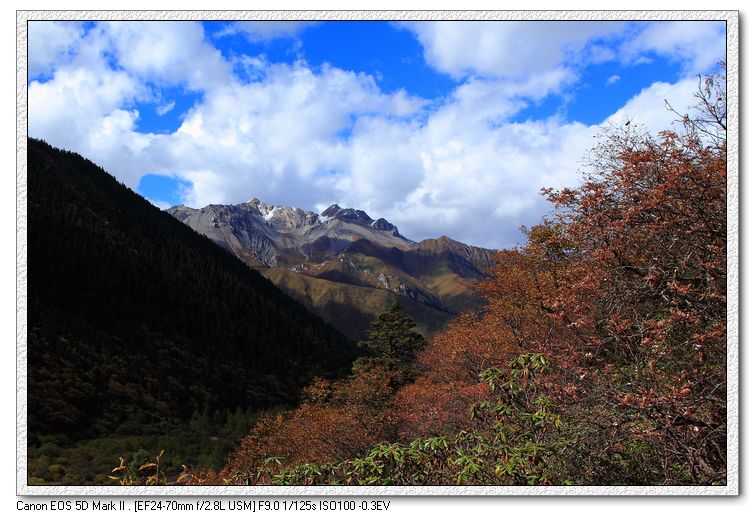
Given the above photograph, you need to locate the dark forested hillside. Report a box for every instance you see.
[27,138,355,446]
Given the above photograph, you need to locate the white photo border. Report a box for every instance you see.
[16,9,740,496]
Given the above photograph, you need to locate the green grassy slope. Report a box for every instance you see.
[261,268,456,341]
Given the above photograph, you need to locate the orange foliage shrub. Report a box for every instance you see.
[390,244,579,437]
[220,68,727,486]
[389,71,727,484]
[387,379,487,439]
[224,367,399,479]
[542,121,727,483]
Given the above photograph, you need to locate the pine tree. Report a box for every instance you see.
[355,303,426,378]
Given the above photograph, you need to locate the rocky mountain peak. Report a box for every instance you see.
[166,193,493,339]
[336,208,373,225]
[245,197,273,216]
[169,196,419,268]
[320,203,390,229]
[320,204,342,218]
[372,217,396,231]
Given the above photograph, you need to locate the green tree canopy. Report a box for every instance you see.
[355,303,426,377]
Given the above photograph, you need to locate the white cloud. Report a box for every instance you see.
[215,21,317,42]
[28,44,154,188]
[620,21,726,75]
[27,21,84,77]
[400,21,623,80]
[26,21,716,249]
[28,65,149,187]
[606,78,699,135]
[27,22,230,188]
[156,100,176,116]
[158,61,428,208]
[606,74,621,85]
[103,21,231,92]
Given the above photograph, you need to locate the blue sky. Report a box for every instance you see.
[27,20,725,248]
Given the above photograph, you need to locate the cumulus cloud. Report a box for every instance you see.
[29,65,149,186]
[381,117,598,247]
[620,21,726,74]
[606,78,699,135]
[104,21,231,91]
[162,60,429,209]
[399,21,623,80]
[27,21,85,77]
[27,20,717,249]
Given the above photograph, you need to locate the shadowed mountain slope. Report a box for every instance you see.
[27,138,355,442]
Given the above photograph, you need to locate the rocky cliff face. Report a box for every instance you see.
[167,199,495,339]
[168,199,415,267]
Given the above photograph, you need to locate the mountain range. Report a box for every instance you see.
[168,199,494,339]
[26,138,495,483]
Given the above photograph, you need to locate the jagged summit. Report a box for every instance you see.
[245,199,396,234]
[167,197,415,268]
[167,195,494,340]
[320,204,342,218]
[372,217,397,232]
[319,203,401,235]
[321,204,371,225]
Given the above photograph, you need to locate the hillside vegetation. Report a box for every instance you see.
[188,68,728,486]
[27,138,355,483]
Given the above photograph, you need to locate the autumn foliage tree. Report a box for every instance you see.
[213,67,727,486]
[542,72,727,484]
[389,237,575,439]
[253,354,561,486]
[220,304,426,483]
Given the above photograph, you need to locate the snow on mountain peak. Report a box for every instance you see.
[243,198,404,237]
[263,206,279,221]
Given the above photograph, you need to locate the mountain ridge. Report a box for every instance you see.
[167,198,495,340]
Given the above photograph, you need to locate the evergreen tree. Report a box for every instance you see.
[355,303,426,379]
